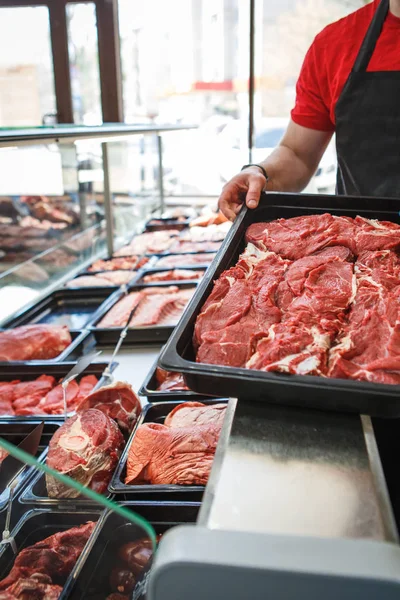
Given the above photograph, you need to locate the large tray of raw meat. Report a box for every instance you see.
[109,400,227,499]
[0,328,92,365]
[2,289,120,331]
[160,192,400,418]
[0,421,61,511]
[64,501,200,600]
[0,508,103,599]
[89,282,198,345]
[138,355,217,401]
[0,362,117,419]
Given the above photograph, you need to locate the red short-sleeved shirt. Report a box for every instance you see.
[291,0,400,132]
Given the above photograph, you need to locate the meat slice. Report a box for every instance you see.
[0,522,95,593]
[77,381,141,433]
[328,250,400,384]
[0,382,17,415]
[0,326,71,361]
[39,379,80,414]
[46,409,124,498]
[129,288,194,327]
[354,216,400,253]
[125,422,220,485]
[155,368,189,391]
[165,402,226,428]
[5,576,62,600]
[155,253,216,268]
[143,269,204,283]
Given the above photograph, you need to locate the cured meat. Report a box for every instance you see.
[97,287,194,328]
[114,230,180,256]
[190,210,228,227]
[77,381,141,433]
[168,240,221,254]
[46,409,124,498]
[143,269,204,283]
[0,374,98,416]
[0,522,95,598]
[195,213,400,384]
[155,253,216,268]
[125,401,225,486]
[88,256,149,272]
[155,368,189,391]
[0,326,71,361]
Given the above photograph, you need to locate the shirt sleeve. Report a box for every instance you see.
[291,36,335,132]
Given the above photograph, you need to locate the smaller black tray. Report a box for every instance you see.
[0,361,117,421]
[0,421,61,511]
[109,400,227,499]
[64,501,200,600]
[0,508,104,596]
[0,329,92,365]
[89,282,198,345]
[138,355,217,401]
[145,216,190,232]
[2,289,120,331]
[136,265,206,286]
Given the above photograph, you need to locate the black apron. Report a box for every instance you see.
[335,0,400,197]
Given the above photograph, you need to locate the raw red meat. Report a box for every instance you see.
[0,522,95,597]
[46,409,124,498]
[114,230,180,256]
[125,422,220,485]
[168,240,221,254]
[155,253,216,268]
[143,269,204,283]
[77,381,141,433]
[98,287,194,328]
[88,256,149,272]
[0,326,71,361]
[66,271,135,288]
[155,368,189,391]
[164,402,226,428]
[125,401,224,486]
[196,213,400,384]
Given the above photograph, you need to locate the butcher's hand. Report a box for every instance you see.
[218,166,267,221]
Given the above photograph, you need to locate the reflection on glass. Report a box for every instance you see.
[67,3,102,125]
[0,6,55,127]
[119,0,250,196]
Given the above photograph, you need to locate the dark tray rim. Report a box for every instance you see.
[109,399,227,495]
[159,192,400,418]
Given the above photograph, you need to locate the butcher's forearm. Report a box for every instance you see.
[258,144,316,193]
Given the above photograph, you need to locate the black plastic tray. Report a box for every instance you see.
[0,329,92,365]
[109,400,227,499]
[89,282,198,345]
[2,289,120,331]
[138,355,217,401]
[136,265,206,286]
[160,192,400,418]
[0,421,61,511]
[0,508,104,596]
[64,501,200,600]
[0,361,117,421]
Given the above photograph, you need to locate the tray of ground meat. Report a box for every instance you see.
[138,357,217,401]
[109,400,228,499]
[90,283,197,345]
[63,502,199,600]
[159,192,400,417]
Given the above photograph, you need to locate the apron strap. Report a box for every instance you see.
[353,0,389,73]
